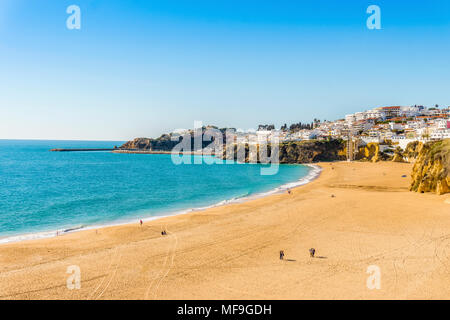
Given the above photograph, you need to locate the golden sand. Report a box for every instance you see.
[0,161,449,300]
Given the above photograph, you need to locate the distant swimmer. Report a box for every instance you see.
[309,248,315,258]
[279,250,285,260]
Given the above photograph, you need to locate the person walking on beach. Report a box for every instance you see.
[279,250,285,260]
[309,248,315,258]
[140,219,143,226]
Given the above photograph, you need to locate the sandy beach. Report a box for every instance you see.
[1,161,449,300]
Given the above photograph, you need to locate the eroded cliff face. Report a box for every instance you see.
[349,143,392,162]
[354,143,380,162]
[403,141,421,161]
[410,139,450,195]
[353,142,414,163]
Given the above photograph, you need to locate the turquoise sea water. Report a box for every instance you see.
[0,140,311,241]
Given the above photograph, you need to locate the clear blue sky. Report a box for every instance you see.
[1,0,449,140]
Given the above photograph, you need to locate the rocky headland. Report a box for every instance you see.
[120,130,449,195]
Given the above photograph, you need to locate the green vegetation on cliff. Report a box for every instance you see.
[120,136,178,151]
[278,139,345,163]
[121,128,229,151]
[222,139,346,164]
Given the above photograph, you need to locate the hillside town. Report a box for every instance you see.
[220,105,450,151]
[128,104,450,159]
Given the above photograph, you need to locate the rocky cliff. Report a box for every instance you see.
[410,139,450,195]
[222,139,346,164]
[345,142,392,162]
[120,136,179,151]
[121,128,228,152]
[278,139,346,163]
[403,141,421,161]
[353,143,383,162]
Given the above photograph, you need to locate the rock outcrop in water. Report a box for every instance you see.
[410,139,450,195]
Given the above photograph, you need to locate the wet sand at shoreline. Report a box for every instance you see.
[0,161,449,299]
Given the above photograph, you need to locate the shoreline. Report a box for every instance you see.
[0,164,321,245]
[1,161,450,299]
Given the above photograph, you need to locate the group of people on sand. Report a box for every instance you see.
[139,220,167,236]
[279,248,315,260]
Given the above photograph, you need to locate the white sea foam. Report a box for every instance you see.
[0,164,322,245]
